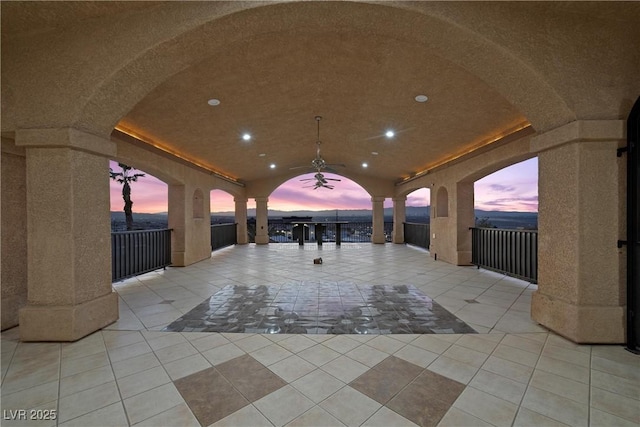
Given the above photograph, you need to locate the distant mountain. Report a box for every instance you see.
[113,206,537,231]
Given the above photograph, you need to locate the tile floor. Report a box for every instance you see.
[1,243,638,426]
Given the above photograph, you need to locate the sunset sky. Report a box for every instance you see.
[109,157,538,213]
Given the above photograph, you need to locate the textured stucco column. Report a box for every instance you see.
[455,181,475,265]
[168,184,212,266]
[234,198,248,245]
[255,197,269,244]
[1,141,28,330]
[531,120,626,343]
[371,196,386,244]
[392,196,406,244]
[16,129,118,341]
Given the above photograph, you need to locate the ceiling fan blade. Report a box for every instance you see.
[300,178,314,181]
[325,178,341,181]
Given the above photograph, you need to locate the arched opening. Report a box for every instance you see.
[436,186,449,218]
[266,172,378,243]
[210,189,235,224]
[109,160,168,231]
[406,187,431,222]
[473,157,538,229]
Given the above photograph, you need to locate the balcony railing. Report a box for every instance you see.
[111,229,172,282]
[211,223,237,251]
[267,221,394,243]
[470,227,538,283]
[404,222,430,250]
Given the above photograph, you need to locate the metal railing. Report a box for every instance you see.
[404,222,430,249]
[211,223,237,251]
[470,227,538,283]
[111,229,172,282]
[268,221,394,243]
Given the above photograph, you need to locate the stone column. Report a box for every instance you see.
[169,184,212,266]
[531,120,626,343]
[234,197,248,244]
[255,197,269,244]
[371,196,386,244]
[16,128,118,341]
[392,196,406,244]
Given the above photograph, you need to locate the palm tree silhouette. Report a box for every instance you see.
[110,163,145,230]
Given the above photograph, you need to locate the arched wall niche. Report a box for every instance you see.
[436,186,449,218]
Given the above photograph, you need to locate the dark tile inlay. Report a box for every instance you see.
[350,356,423,404]
[164,282,476,334]
[387,370,466,427]
[174,367,249,426]
[216,354,287,402]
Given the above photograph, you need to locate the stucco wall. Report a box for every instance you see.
[1,142,28,330]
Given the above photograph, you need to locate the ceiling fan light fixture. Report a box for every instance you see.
[269,163,276,169]
[242,133,251,141]
[362,162,368,168]
[385,130,395,138]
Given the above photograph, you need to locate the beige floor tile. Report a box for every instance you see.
[234,334,272,353]
[409,335,453,354]
[501,334,544,354]
[291,369,345,403]
[111,352,161,379]
[323,335,362,354]
[512,407,569,427]
[437,407,492,427]
[297,344,341,367]
[455,334,501,354]
[286,405,346,427]
[592,355,640,382]
[321,355,370,383]
[492,343,540,367]
[116,365,171,399]
[123,383,185,425]
[536,355,590,384]
[145,332,188,350]
[469,369,526,404]
[1,360,60,396]
[278,335,317,353]
[154,342,198,364]
[135,402,200,427]
[393,344,438,368]
[530,369,589,404]
[442,344,488,368]
[59,365,115,398]
[189,334,231,352]
[249,343,294,366]
[591,369,640,400]
[107,341,152,364]
[362,406,418,427]
[367,336,406,354]
[269,355,316,382]
[590,407,639,427]
[58,402,128,427]
[521,386,588,426]
[162,353,212,380]
[542,344,591,367]
[345,344,389,367]
[427,356,479,385]
[60,351,110,378]
[320,386,381,426]
[201,343,245,366]
[1,380,58,411]
[591,386,640,424]
[211,404,273,427]
[58,381,121,423]
[253,385,315,426]
[453,386,517,427]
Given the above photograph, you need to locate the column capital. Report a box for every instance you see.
[234,197,248,203]
[254,197,269,203]
[531,120,625,153]
[371,196,386,203]
[392,196,407,203]
[16,127,116,157]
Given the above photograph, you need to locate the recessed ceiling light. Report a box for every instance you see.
[269,163,276,169]
[362,162,368,168]
[385,130,395,138]
[259,153,266,157]
[242,133,251,141]
[207,98,221,106]
[415,94,428,103]
[371,151,379,155]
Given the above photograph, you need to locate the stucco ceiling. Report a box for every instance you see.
[3,1,639,187]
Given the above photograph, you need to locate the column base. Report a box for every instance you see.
[456,251,472,266]
[255,235,270,245]
[532,291,625,344]
[1,292,27,331]
[19,292,118,342]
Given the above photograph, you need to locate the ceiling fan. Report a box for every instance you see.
[290,116,344,189]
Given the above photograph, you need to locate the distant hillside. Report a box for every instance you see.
[113,206,537,231]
